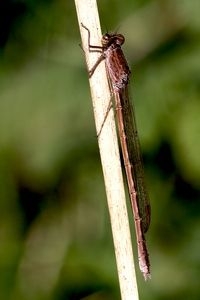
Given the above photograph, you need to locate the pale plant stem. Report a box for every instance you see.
[74,0,140,299]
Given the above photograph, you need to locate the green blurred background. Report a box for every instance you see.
[0,0,200,299]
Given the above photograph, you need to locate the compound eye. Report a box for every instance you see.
[101,34,110,46]
[116,34,125,45]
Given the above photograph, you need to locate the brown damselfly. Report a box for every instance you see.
[81,23,151,280]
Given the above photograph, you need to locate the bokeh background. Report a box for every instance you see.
[0,0,200,299]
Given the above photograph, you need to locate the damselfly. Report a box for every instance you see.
[81,23,151,280]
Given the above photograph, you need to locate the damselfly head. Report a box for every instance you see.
[101,33,125,48]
